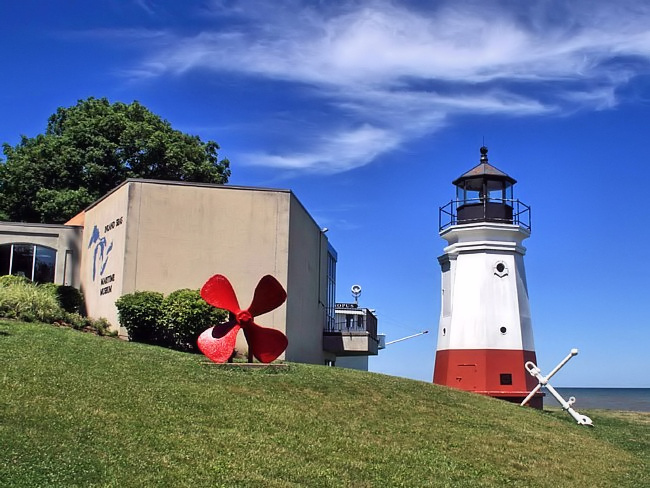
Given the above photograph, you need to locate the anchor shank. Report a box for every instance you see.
[545,349,578,382]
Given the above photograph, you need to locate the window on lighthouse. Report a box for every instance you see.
[441,259,451,316]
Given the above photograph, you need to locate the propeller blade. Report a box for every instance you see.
[201,274,241,314]
[197,323,241,363]
[247,275,287,317]
[243,321,288,363]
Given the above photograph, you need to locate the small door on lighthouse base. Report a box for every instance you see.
[434,147,542,409]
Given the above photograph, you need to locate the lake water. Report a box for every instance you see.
[545,388,650,412]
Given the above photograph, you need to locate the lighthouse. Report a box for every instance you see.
[433,147,542,409]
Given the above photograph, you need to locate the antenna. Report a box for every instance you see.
[351,284,362,306]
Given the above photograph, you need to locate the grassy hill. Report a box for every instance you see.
[1,320,648,487]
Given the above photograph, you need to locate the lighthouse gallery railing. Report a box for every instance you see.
[439,198,531,232]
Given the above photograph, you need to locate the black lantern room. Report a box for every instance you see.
[452,146,516,224]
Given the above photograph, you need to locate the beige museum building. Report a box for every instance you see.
[0,179,379,366]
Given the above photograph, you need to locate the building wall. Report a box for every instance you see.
[336,356,369,371]
[121,180,292,354]
[120,181,290,294]
[78,180,329,364]
[285,195,327,364]
[0,222,82,286]
[80,184,130,332]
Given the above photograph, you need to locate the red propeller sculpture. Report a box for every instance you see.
[198,274,288,363]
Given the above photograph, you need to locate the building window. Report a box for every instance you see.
[325,245,337,332]
[0,243,56,283]
[0,245,10,276]
[345,314,354,329]
[500,373,513,386]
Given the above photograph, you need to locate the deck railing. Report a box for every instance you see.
[439,198,531,232]
[325,308,377,339]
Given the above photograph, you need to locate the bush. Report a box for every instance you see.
[161,289,227,352]
[0,275,32,287]
[38,282,59,297]
[115,288,227,352]
[56,313,115,336]
[37,283,84,314]
[115,291,165,345]
[57,286,84,314]
[0,280,64,322]
[0,276,113,336]
[89,317,115,336]
[58,311,87,330]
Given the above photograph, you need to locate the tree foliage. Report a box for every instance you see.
[0,97,231,223]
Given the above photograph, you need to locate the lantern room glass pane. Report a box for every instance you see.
[465,189,480,203]
[488,187,504,203]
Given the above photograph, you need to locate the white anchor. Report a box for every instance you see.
[521,349,593,426]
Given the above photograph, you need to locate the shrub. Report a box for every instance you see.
[38,282,59,297]
[56,286,84,314]
[0,276,113,337]
[59,311,88,330]
[115,288,227,352]
[161,289,227,352]
[0,275,32,287]
[57,313,115,337]
[115,291,165,345]
[37,283,84,314]
[0,280,64,322]
[89,317,115,337]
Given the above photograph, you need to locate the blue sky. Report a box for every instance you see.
[2,0,649,387]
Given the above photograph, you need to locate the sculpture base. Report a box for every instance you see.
[200,361,289,370]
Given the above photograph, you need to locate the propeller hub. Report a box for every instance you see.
[237,310,253,325]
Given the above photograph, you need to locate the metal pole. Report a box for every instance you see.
[545,349,578,381]
[385,330,428,346]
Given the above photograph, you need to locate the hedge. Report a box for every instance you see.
[162,289,228,352]
[116,288,228,352]
[115,291,166,345]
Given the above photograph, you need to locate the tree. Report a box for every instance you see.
[0,97,231,223]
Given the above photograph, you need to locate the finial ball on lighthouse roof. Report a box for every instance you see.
[480,145,488,161]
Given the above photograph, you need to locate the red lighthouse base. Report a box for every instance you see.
[434,349,543,409]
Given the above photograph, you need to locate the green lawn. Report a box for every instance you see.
[1,320,648,487]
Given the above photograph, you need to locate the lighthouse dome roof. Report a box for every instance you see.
[452,146,517,187]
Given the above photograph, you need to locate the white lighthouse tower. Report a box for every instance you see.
[433,147,542,408]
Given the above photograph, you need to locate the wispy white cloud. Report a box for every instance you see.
[119,0,650,173]
[240,124,401,173]
[133,0,156,16]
